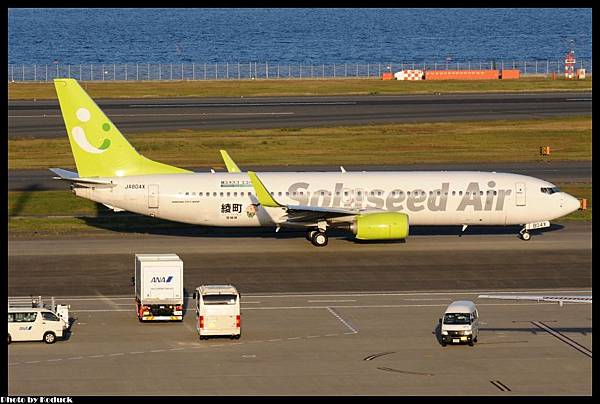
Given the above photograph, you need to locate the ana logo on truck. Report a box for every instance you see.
[151,276,174,283]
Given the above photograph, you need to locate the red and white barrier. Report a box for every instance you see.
[394,70,424,81]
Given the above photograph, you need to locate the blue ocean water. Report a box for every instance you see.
[8,8,592,65]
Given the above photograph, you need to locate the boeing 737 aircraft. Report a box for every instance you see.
[50,79,581,247]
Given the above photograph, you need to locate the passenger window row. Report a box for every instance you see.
[178,190,499,197]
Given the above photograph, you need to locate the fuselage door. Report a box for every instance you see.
[515,182,526,206]
[148,184,159,209]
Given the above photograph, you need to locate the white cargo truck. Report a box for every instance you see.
[193,285,241,339]
[135,254,184,321]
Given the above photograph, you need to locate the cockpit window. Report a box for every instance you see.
[540,187,560,195]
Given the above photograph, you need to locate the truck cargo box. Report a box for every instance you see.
[135,254,183,304]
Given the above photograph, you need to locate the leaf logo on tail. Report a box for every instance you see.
[72,107,111,154]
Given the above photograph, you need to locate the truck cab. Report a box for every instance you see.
[439,300,479,346]
[193,285,241,340]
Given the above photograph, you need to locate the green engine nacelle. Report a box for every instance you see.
[354,212,410,240]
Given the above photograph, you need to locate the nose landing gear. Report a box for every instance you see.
[519,228,531,241]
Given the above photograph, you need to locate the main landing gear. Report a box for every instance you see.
[306,229,328,247]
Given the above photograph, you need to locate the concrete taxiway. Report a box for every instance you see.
[8,222,591,296]
[7,160,592,191]
[8,92,592,138]
[8,290,592,395]
[7,218,591,395]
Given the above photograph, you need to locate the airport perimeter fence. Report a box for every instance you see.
[8,59,592,82]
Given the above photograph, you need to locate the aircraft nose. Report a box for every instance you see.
[562,194,581,214]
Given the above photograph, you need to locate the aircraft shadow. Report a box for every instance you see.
[9,184,42,217]
[80,210,565,240]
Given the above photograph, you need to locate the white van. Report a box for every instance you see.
[439,301,479,346]
[8,307,67,344]
[193,285,241,340]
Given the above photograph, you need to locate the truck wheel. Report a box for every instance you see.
[468,341,474,346]
[441,341,446,347]
[8,334,11,345]
[474,337,478,343]
[43,332,56,344]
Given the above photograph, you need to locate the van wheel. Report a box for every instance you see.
[474,337,478,343]
[232,334,241,340]
[441,342,446,347]
[43,332,56,344]
[7,334,11,345]
[468,341,474,346]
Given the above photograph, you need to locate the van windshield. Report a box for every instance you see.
[443,313,471,325]
[202,294,237,305]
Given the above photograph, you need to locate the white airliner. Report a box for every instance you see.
[50,79,581,247]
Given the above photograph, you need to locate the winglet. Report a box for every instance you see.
[247,171,283,208]
[220,150,241,173]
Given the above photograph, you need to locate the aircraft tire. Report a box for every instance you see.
[306,230,318,241]
[311,232,328,247]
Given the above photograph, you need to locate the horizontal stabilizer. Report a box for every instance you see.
[49,168,116,186]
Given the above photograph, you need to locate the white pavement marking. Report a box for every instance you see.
[70,301,575,313]
[33,290,592,301]
[129,102,355,107]
[326,307,359,334]
[404,298,452,301]
[95,291,121,310]
[9,331,356,367]
[308,300,357,303]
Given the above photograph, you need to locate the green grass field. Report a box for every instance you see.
[8,116,592,170]
[8,77,592,100]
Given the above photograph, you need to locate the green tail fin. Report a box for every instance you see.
[54,78,190,177]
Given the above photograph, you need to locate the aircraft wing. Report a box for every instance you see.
[49,168,116,187]
[248,171,359,222]
[478,294,592,304]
